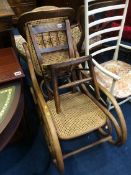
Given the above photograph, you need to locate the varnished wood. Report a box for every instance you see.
[59,77,92,90]
[41,45,68,54]
[0,47,24,83]
[17,7,75,39]
[23,42,127,175]
[0,0,14,18]
[63,135,112,159]
[51,68,61,114]
[21,7,128,174]
[65,20,75,58]
[0,0,14,32]
[32,22,66,34]
[8,0,36,24]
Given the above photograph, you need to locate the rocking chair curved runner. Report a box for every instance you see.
[18,7,127,174]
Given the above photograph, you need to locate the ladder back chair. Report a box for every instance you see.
[80,0,131,109]
[18,7,127,174]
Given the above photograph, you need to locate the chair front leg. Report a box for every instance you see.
[51,68,61,114]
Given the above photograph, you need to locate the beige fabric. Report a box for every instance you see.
[14,35,26,57]
[95,60,131,98]
[32,6,59,12]
[47,92,107,139]
[71,25,81,45]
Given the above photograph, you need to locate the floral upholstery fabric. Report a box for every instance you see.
[14,35,26,58]
[95,60,131,98]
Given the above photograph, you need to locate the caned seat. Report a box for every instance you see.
[47,92,107,139]
[95,60,131,98]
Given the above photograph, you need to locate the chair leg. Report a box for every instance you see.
[51,69,61,113]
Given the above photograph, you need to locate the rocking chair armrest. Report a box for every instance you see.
[23,43,48,108]
[23,43,58,133]
[22,43,49,111]
[120,43,131,51]
[48,55,91,69]
[98,83,127,144]
[92,59,120,80]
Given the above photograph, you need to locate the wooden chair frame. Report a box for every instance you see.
[18,7,127,174]
[23,42,127,174]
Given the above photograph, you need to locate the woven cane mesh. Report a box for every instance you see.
[26,17,73,76]
[71,25,81,45]
[95,60,131,98]
[47,92,107,140]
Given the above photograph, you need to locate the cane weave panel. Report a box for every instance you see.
[47,92,107,140]
[26,17,71,76]
[95,60,131,98]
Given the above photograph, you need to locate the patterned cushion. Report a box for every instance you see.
[95,60,131,98]
[71,25,81,45]
[14,35,26,58]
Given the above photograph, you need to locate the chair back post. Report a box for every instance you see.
[51,68,61,114]
[65,19,75,58]
[84,0,90,57]
[113,0,129,60]
[83,0,129,59]
[88,56,100,99]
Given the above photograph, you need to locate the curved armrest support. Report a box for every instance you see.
[120,43,131,51]
[98,83,127,144]
[23,43,61,152]
[92,59,120,80]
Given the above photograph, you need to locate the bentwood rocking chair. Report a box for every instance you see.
[79,0,131,110]
[18,7,127,174]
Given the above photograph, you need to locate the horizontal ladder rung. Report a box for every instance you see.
[63,136,112,159]
[32,22,66,34]
[88,4,125,16]
[40,44,68,53]
[89,16,123,28]
[59,77,92,90]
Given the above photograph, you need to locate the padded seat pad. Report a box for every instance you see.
[47,92,107,140]
[95,60,131,98]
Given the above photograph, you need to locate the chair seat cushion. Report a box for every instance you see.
[95,60,131,98]
[47,92,107,140]
[14,35,26,58]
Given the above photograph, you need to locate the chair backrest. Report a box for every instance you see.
[84,0,129,60]
[26,17,79,76]
[24,12,100,114]
[17,6,74,39]
[18,7,75,76]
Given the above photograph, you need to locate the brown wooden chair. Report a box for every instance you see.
[18,7,127,174]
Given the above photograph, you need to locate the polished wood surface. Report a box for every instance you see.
[8,0,36,23]
[0,47,24,83]
[0,0,14,18]
[0,0,14,32]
